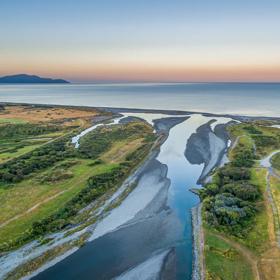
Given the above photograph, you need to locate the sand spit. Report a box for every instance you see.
[153,116,190,133]
[20,247,79,280]
[115,249,171,280]
[88,160,170,241]
[185,119,233,182]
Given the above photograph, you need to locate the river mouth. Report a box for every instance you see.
[22,113,231,280]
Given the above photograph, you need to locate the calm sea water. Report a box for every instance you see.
[0,83,279,117]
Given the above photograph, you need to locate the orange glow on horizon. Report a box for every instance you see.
[1,64,279,83]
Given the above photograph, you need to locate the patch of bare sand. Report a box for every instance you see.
[0,105,99,123]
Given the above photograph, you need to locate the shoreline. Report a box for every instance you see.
[1,101,280,121]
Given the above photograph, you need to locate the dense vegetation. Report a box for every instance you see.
[0,123,60,138]
[203,122,280,279]
[0,122,68,165]
[32,166,127,235]
[0,121,155,251]
[201,148,259,236]
[201,124,260,236]
[0,135,74,184]
[201,122,280,237]
[77,122,154,159]
[204,231,254,279]
[30,123,154,237]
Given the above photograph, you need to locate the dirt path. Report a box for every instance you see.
[230,135,241,150]
[259,171,280,280]
[211,232,260,280]
[0,163,97,229]
[258,155,280,280]
[265,172,280,245]
[0,190,66,229]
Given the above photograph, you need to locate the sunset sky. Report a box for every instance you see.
[1,0,280,83]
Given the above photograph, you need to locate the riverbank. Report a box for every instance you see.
[200,121,280,279]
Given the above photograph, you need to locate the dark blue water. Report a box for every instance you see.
[0,83,279,117]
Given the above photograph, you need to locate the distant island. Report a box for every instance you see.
[0,74,69,84]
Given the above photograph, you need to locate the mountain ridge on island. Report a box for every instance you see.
[0,74,70,84]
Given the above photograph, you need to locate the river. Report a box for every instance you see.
[29,113,231,280]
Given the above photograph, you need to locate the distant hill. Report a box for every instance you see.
[0,74,70,84]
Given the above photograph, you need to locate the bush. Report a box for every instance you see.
[221,182,259,201]
[38,168,73,183]
[0,123,59,138]
[243,125,262,135]
[252,135,278,149]
[231,150,255,167]
[0,135,73,184]
[77,122,152,160]
[202,132,259,236]
[205,193,255,231]
[271,152,280,171]
[218,166,251,184]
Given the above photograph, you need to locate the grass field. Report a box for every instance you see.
[0,131,67,163]
[0,109,154,251]
[204,229,254,280]
[229,123,280,158]
[0,143,42,163]
[271,152,280,172]
[0,104,105,164]
[240,168,270,254]
[0,118,27,124]
[270,175,280,234]
[0,159,118,245]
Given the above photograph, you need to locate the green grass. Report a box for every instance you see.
[270,176,280,236]
[229,123,280,158]
[0,129,65,163]
[237,164,271,254]
[271,152,280,171]
[0,144,43,163]
[0,159,118,246]
[205,230,254,280]
[238,204,269,254]
[228,129,254,161]
[0,120,154,250]
[0,118,27,124]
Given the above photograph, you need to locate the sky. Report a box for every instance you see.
[0,0,280,83]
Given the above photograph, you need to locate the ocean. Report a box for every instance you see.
[0,83,279,117]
